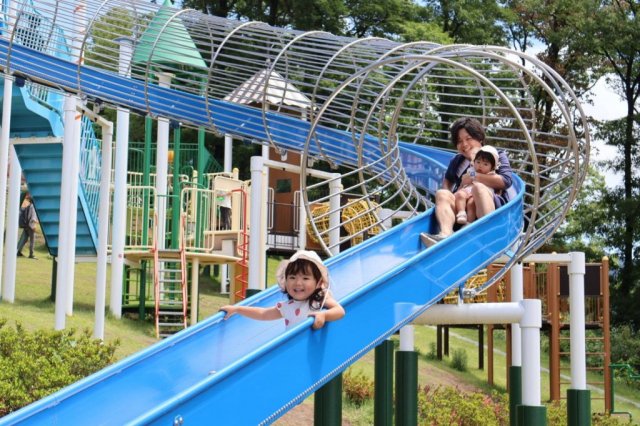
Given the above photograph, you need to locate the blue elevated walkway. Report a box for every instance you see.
[0,41,524,424]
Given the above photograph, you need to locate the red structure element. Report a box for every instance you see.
[233,188,249,301]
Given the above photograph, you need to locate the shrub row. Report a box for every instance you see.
[0,319,119,416]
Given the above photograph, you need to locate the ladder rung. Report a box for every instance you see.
[559,352,606,356]
[159,268,181,273]
[558,336,604,341]
[159,289,183,294]
[158,311,184,316]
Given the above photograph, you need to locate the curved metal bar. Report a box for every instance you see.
[204,20,268,130]
[261,30,330,156]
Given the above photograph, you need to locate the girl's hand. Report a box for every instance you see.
[308,311,326,329]
[220,305,236,320]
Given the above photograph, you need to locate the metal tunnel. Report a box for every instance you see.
[2,0,590,262]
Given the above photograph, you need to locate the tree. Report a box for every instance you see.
[542,166,610,261]
[594,116,640,328]
[588,2,640,324]
[422,0,508,45]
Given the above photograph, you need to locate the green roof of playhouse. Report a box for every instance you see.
[132,0,206,69]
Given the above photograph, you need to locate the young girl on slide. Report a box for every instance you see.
[221,250,345,330]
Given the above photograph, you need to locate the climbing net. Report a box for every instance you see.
[2,0,589,263]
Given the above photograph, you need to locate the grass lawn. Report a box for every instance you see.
[1,241,638,424]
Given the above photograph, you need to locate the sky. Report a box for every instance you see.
[582,77,628,188]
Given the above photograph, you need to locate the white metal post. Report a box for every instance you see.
[297,190,307,250]
[399,325,414,351]
[64,103,82,315]
[55,94,80,326]
[328,177,342,256]
[520,299,542,406]
[221,134,233,293]
[93,115,113,339]
[109,37,133,318]
[248,156,264,292]
[511,262,523,366]
[155,72,173,250]
[569,251,587,389]
[0,76,14,294]
[2,146,21,302]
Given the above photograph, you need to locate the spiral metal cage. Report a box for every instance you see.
[1,0,589,262]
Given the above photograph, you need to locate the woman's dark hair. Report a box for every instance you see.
[474,150,497,170]
[283,258,325,308]
[450,117,485,146]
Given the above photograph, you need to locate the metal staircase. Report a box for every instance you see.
[5,5,99,257]
[153,216,188,338]
[13,142,97,256]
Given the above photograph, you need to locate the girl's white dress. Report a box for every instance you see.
[276,299,317,328]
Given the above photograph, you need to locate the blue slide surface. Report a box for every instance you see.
[0,42,524,425]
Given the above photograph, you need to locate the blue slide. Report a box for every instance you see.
[0,42,524,425]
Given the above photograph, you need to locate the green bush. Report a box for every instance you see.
[426,342,438,360]
[450,348,468,372]
[0,319,119,416]
[418,386,509,425]
[343,370,374,406]
[547,400,628,426]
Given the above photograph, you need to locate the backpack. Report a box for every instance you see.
[19,206,29,228]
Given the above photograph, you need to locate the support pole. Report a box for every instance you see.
[510,262,523,426]
[396,325,418,426]
[516,299,546,425]
[247,156,264,296]
[109,37,133,318]
[0,76,14,295]
[375,339,394,426]
[328,177,341,255]
[220,133,233,293]
[92,112,113,340]
[155,72,174,250]
[567,252,591,426]
[2,146,21,302]
[314,373,343,426]
[56,94,80,324]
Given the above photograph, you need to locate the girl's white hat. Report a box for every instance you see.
[276,250,329,290]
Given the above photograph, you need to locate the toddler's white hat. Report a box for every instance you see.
[477,145,499,166]
[276,250,329,290]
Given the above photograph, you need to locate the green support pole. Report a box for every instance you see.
[142,116,153,315]
[314,374,342,426]
[516,405,547,426]
[395,350,418,426]
[567,389,591,426]
[138,260,147,319]
[142,116,152,246]
[245,288,261,298]
[171,124,181,249]
[195,128,206,247]
[50,257,57,302]
[509,366,522,426]
[375,340,394,426]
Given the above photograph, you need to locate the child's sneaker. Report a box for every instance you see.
[456,211,468,225]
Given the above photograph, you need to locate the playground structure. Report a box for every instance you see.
[0,0,595,424]
[433,257,613,411]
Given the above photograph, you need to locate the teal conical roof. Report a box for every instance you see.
[132,0,206,69]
